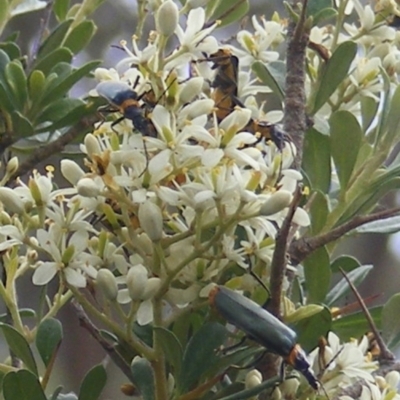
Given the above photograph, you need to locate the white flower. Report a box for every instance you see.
[32,227,93,287]
[166,8,218,69]
[234,16,283,66]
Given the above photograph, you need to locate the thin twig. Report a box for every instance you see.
[289,206,400,265]
[339,267,394,362]
[268,185,303,316]
[71,300,135,382]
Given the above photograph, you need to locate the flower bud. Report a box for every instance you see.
[5,157,18,175]
[138,202,163,241]
[77,178,101,197]
[245,369,262,389]
[167,373,175,394]
[280,375,299,396]
[126,265,148,301]
[0,187,25,215]
[27,250,38,264]
[186,99,214,119]
[0,211,11,225]
[141,277,161,300]
[292,207,311,227]
[85,133,101,157]
[385,370,400,389]
[156,0,179,36]
[179,77,204,104]
[61,160,85,185]
[260,190,292,216]
[97,269,118,301]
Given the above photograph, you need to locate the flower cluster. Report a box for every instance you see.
[0,6,306,326]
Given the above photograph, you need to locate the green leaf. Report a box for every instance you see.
[382,294,400,350]
[0,42,21,61]
[356,216,400,234]
[312,8,337,25]
[28,70,46,104]
[0,1,10,31]
[54,0,69,21]
[312,41,357,113]
[0,81,16,113]
[330,255,361,274]
[37,98,86,125]
[309,190,329,234]
[252,61,285,101]
[41,61,100,104]
[333,307,382,341]
[208,0,249,27]
[3,370,46,400]
[0,323,38,375]
[64,21,96,54]
[5,61,28,111]
[330,110,363,191]
[130,358,154,400]
[303,246,331,304]
[0,308,36,322]
[38,102,91,133]
[32,48,73,76]
[361,96,379,133]
[178,322,227,394]
[295,306,332,352]
[10,0,46,16]
[385,84,400,143]
[11,111,35,138]
[325,264,373,306]
[302,128,331,193]
[307,0,332,17]
[38,19,73,58]
[78,365,107,400]
[153,327,182,376]
[36,318,63,367]
[286,304,324,324]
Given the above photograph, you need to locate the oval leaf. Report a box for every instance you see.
[382,294,400,350]
[36,318,63,367]
[130,357,154,400]
[177,322,227,394]
[302,128,331,193]
[312,41,357,113]
[356,216,400,234]
[325,264,373,306]
[330,110,363,191]
[3,370,46,400]
[252,61,285,101]
[153,327,182,376]
[78,365,107,400]
[0,323,38,375]
[303,246,331,304]
[63,21,96,54]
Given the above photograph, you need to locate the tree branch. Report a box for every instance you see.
[289,206,400,265]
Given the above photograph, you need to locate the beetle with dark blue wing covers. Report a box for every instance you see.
[209,285,319,390]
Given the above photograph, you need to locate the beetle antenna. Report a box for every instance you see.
[247,255,271,302]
